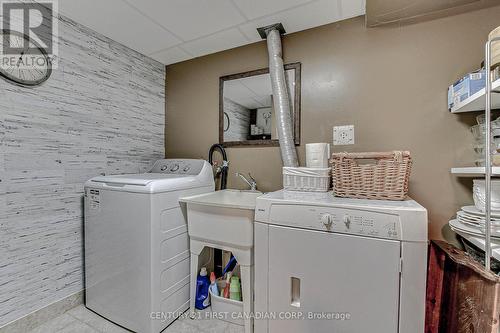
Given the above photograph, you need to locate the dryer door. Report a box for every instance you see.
[267,225,401,333]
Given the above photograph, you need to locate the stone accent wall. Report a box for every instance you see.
[0,15,165,326]
[223,98,250,141]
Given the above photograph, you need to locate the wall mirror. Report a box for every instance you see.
[219,62,301,147]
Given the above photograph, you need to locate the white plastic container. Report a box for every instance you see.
[306,143,330,168]
[209,280,244,326]
[283,167,331,192]
[473,179,500,212]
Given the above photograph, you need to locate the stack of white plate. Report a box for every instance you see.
[451,206,500,238]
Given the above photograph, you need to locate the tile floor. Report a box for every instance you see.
[27,305,244,333]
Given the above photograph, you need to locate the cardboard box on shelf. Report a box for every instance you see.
[448,69,486,110]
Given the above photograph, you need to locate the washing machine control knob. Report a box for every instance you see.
[170,164,180,172]
[343,215,351,229]
[160,165,168,171]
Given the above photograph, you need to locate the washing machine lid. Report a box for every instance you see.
[90,173,191,186]
[85,159,215,193]
[87,173,212,193]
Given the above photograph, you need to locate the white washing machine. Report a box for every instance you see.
[254,190,428,333]
[84,159,214,333]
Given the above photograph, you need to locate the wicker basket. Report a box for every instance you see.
[330,151,412,201]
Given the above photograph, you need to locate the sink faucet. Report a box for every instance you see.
[236,172,257,191]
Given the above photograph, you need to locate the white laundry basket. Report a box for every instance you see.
[283,167,331,192]
[209,280,244,326]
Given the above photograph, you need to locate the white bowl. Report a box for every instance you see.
[473,179,500,212]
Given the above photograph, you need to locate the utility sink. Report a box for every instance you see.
[180,189,261,332]
[180,189,262,249]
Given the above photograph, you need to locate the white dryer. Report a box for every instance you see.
[84,159,214,333]
[254,190,428,333]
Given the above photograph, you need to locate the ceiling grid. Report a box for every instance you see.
[58,0,366,64]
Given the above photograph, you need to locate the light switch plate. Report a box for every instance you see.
[333,125,355,145]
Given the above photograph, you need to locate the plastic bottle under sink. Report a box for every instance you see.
[209,272,219,297]
[195,267,210,309]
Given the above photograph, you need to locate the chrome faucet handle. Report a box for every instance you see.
[236,172,257,191]
[247,173,257,190]
[235,172,249,184]
[248,173,256,183]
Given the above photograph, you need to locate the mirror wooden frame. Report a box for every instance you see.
[219,62,301,147]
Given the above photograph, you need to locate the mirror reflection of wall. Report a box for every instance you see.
[223,98,250,141]
[255,107,272,135]
[220,63,300,147]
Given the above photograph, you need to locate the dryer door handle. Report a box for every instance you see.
[291,277,301,308]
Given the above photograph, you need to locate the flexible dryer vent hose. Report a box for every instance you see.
[265,28,299,167]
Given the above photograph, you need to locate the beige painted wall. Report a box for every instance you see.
[166,7,500,240]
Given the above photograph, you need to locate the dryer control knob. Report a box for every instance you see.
[170,164,180,172]
[320,214,333,228]
[343,215,351,229]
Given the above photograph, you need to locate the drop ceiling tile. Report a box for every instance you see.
[224,81,252,102]
[340,0,366,19]
[242,99,262,109]
[232,0,313,20]
[240,0,344,42]
[240,74,272,96]
[149,46,192,65]
[249,96,270,108]
[59,0,366,65]
[260,95,273,107]
[128,0,246,41]
[250,99,266,109]
[181,28,249,58]
[59,0,181,55]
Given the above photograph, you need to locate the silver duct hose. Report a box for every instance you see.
[265,28,299,167]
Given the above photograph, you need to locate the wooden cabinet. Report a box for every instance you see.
[426,241,500,333]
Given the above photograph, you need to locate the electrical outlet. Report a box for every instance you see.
[333,125,355,145]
